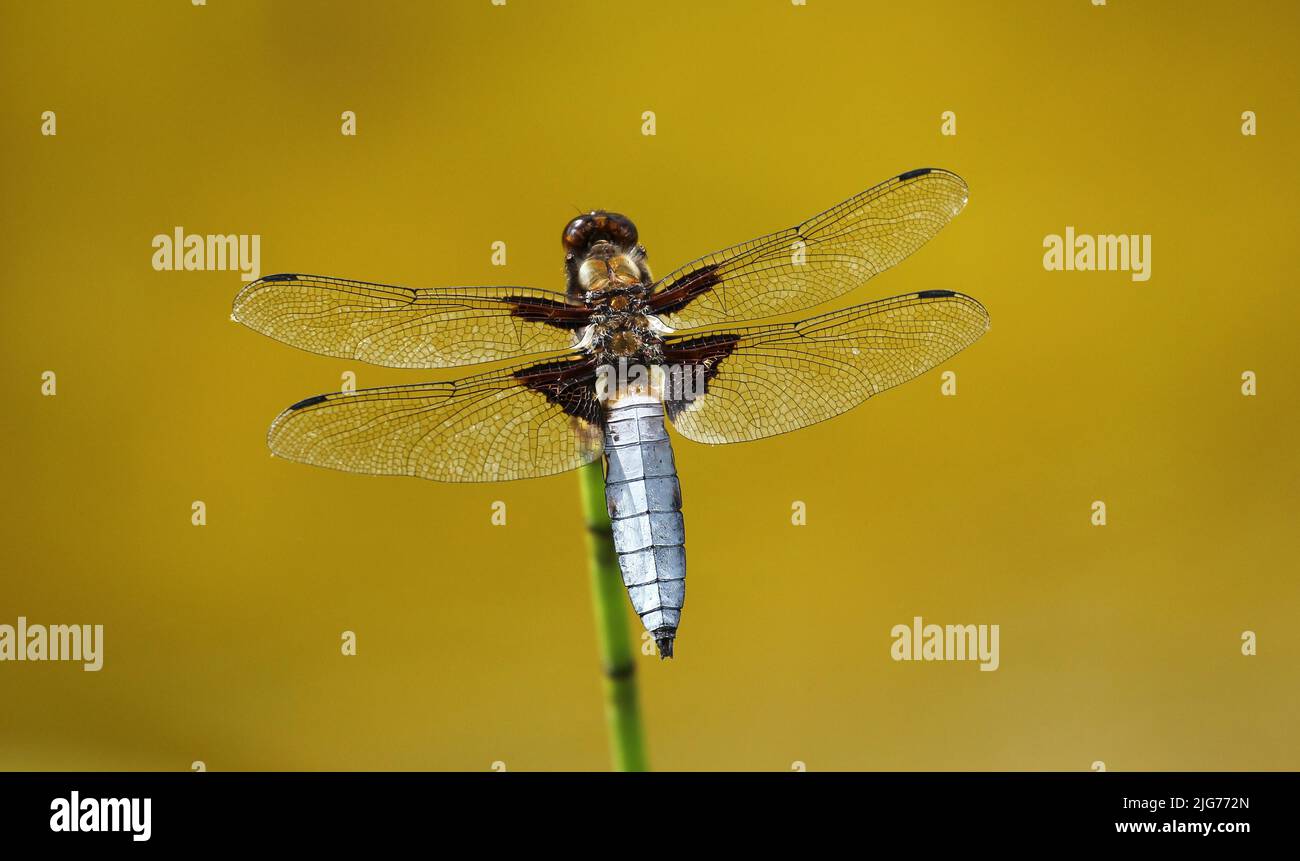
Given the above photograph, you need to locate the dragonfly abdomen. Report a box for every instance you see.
[602,396,685,659]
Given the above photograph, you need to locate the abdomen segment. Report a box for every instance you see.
[602,396,685,658]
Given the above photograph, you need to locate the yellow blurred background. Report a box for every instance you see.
[2,0,1296,771]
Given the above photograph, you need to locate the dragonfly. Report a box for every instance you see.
[232,168,989,659]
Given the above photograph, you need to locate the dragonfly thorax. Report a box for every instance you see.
[578,292,667,365]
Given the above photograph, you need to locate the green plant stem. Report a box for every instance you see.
[578,459,649,772]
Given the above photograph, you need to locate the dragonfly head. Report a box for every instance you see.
[566,212,652,300]
[562,210,638,255]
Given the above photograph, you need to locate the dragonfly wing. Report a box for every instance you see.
[268,355,603,482]
[661,290,989,444]
[649,169,968,328]
[233,273,589,368]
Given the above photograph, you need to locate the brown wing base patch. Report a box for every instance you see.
[512,356,602,424]
[504,296,593,330]
[660,334,742,421]
[647,264,722,318]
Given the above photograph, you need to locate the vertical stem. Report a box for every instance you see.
[578,459,649,772]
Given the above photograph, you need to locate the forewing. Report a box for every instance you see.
[233,274,589,368]
[267,355,602,482]
[661,290,989,444]
[649,169,969,328]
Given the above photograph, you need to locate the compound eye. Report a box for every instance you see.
[601,214,638,248]
[563,216,595,252]
[562,211,639,252]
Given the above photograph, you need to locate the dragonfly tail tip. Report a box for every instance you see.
[655,634,675,660]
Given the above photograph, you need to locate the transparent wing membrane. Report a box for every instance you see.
[267,356,602,482]
[233,274,585,368]
[239,169,986,480]
[649,168,969,329]
[662,290,989,444]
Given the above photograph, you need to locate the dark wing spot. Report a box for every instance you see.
[648,264,723,317]
[503,295,593,330]
[262,273,299,282]
[288,394,329,411]
[512,356,601,424]
[916,289,955,298]
[660,334,742,421]
[897,168,933,181]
